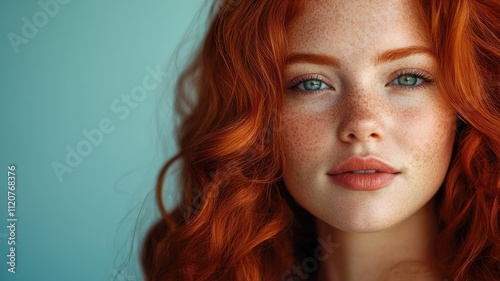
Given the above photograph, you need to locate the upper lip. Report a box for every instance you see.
[327,156,400,175]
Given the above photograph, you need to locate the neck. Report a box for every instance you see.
[315,200,443,281]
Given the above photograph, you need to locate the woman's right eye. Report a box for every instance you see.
[289,76,332,93]
[297,79,330,91]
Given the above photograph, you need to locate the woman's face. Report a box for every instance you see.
[282,0,456,232]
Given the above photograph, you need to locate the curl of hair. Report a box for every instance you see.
[142,1,305,280]
[142,0,500,280]
[422,0,500,279]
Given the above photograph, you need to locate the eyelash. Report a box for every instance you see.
[287,74,331,94]
[287,70,434,94]
[386,69,434,91]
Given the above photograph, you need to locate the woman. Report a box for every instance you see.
[142,0,499,280]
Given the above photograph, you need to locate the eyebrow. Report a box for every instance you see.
[375,46,434,65]
[285,46,434,68]
[286,53,342,68]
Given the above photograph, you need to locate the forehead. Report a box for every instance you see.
[286,0,430,56]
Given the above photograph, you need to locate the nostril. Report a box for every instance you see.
[342,130,382,143]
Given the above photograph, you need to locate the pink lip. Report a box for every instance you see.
[327,156,400,191]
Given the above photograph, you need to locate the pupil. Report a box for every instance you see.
[305,80,321,90]
[399,75,417,86]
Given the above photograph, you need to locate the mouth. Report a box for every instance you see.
[350,170,378,174]
[327,157,400,191]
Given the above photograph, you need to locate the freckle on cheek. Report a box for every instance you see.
[283,113,324,165]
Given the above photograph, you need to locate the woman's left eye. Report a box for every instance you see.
[296,79,330,91]
[388,74,426,87]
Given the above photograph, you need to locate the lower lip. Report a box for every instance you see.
[328,172,399,191]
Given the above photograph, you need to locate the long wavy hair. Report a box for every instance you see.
[141,0,500,280]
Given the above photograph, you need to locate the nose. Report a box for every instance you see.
[337,89,386,143]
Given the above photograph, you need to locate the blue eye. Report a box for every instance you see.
[393,75,423,86]
[297,79,330,91]
[388,71,433,89]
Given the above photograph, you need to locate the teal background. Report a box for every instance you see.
[0,0,206,280]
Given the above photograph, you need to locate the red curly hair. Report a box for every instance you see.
[141,0,500,280]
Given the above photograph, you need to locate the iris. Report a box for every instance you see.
[299,79,327,91]
[395,75,422,86]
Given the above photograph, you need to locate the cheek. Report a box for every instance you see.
[398,102,456,183]
[281,109,331,207]
[281,106,336,176]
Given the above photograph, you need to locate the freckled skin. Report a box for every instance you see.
[282,1,456,279]
[282,0,456,235]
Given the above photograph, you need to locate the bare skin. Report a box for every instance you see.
[282,0,455,280]
[315,201,444,281]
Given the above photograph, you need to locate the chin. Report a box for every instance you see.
[316,206,410,234]
[333,219,399,234]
